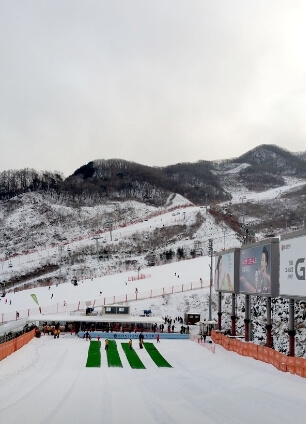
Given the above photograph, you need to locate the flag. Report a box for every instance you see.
[31,294,39,305]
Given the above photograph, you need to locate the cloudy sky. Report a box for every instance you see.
[1,1,306,177]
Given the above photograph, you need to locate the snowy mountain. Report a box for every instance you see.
[1,144,306,358]
[1,169,306,357]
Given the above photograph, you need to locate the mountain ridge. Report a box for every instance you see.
[1,144,306,205]
[1,144,306,279]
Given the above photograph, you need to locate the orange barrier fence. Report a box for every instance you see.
[128,274,151,281]
[211,330,306,379]
[0,329,35,361]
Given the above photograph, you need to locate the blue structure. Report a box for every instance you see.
[78,331,189,340]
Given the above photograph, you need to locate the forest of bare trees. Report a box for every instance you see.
[0,168,63,200]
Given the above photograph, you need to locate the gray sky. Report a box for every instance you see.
[1,0,306,177]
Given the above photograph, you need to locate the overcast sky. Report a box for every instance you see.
[1,1,306,177]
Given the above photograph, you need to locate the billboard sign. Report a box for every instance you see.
[214,249,239,293]
[239,239,279,296]
[280,231,306,298]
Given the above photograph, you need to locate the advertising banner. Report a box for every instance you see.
[280,232,306,298]
[214,251,236,292]
[239,243,273,295]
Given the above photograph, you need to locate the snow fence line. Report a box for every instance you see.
[189,334,215,353]
[211,330,306,379]
[1,279,209,324]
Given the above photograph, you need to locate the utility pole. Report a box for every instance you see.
[59,245,63,284]
[244,225,249,245]
[242,196,246,226]
[67,245,72,266]
[208,238,213,321]
[109,221,113,241]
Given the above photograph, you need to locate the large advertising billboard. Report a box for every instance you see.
[239,239,279,297]
[280,231,306,298]
[214,249,239,293]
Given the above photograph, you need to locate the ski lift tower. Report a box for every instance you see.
[91,236,102,262]
[105,221,113,241]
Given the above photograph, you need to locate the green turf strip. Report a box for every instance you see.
[143,342,172,368]
[121,343,146,369]
[106,340,123,368]
[86,341,101,367]
[89,340,101,351]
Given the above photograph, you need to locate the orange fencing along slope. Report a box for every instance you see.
[211,330,306,379]
[0,329,35,361]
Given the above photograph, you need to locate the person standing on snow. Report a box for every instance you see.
[105,339,109,351]
[129,339,133,350]
[139,332,144,349]
[156,334,160,343]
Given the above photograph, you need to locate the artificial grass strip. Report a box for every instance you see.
[143,342,172,368]
[89,341,101,351]
[121,343,146,369]
[106,340,123,368]
[86,341,101,367]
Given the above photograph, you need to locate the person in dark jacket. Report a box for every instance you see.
[139,332,144,349]
[84,331,91,341]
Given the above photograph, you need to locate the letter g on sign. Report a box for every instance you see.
[295,258,305,280]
